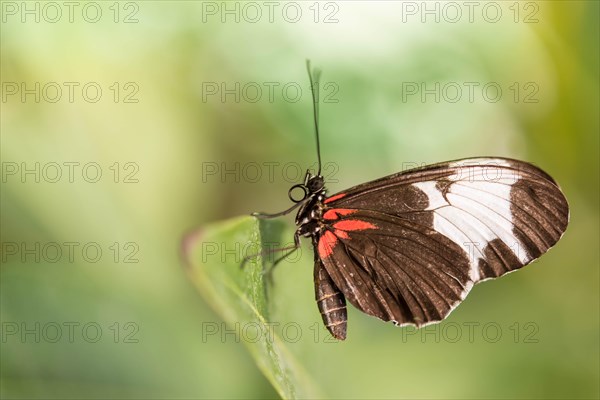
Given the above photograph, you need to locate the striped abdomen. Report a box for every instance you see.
[314,259,347,340]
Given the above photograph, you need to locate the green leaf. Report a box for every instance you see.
[182,216,324,399]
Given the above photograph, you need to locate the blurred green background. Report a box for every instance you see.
[1,1,598,399]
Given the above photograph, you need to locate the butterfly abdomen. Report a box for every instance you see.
[314,257,347,340]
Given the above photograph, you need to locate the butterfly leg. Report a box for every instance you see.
[240,230,302,282]
[261,231,302,283]
[251,200,305,219]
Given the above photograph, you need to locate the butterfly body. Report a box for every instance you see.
[290,175,351,339]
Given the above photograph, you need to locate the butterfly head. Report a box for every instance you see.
[287,170,325,203]
[306,174,325,193]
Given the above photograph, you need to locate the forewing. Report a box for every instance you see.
[317,158,569,327]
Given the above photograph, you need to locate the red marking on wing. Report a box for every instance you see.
[318,230,338,259]
[323,208,357,220]
[333,220,377,232]
[334,230,349,239]
[324,193,346,204]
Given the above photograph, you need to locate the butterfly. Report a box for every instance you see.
[251,61,570,340]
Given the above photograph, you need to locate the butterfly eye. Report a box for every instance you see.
[288,184,308,203]
[307,176,324,192]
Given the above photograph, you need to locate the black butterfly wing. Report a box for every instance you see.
[316,158,569,336]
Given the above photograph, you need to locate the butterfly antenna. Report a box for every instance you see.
[306,59,322,176]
